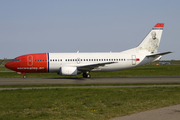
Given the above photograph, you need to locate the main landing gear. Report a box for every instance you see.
[82,72,91,78]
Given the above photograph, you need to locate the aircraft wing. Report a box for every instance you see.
[77,62,116,71]
[146,51,173,57]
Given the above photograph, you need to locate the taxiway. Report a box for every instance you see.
[0,76,180,85]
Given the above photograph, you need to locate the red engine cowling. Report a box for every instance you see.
[59,67,77,76]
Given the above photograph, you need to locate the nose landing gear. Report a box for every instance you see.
[17,72,27,79]
[23,75,27,79]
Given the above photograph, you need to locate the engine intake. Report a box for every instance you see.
[59,67,77,76]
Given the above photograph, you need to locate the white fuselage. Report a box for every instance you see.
[48,52,155,73]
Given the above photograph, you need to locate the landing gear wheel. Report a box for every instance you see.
[23,75,27,79]
[86,74,91,78]
[82,73,91,78]
[83,73,87,78]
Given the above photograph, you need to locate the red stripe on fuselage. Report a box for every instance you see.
[5,53,48,73]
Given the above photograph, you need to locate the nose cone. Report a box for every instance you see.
[5,62,9,69]
[5,61,14,70]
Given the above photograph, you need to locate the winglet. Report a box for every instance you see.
[154,23,164,28]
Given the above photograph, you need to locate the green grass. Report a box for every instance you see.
[0,66,11,71]
[1,65,180,78]
[0,87,180,120]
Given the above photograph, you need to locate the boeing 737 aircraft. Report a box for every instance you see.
[5,23,172,78]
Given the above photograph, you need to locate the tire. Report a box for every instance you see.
[83,73,87,78]
[87,74,91,78]
[82,73,91,78]
[23,75,27,79]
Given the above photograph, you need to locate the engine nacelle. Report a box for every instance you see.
[59,67,77,76]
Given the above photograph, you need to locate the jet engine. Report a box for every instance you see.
[58,67,77,76]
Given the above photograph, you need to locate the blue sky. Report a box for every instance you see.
[0,0,179,60]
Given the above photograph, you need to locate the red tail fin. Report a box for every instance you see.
[154,23,164,28]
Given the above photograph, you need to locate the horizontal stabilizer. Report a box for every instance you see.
[146,51,173,57]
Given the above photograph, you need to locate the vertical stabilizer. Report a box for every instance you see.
[137,23,164,54]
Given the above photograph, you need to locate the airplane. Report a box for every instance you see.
[5,23,173,79]
[156,60,171,65]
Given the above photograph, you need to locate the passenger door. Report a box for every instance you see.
[132,55,136,65]
[27,55,33,66]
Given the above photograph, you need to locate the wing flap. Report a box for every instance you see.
[77,62,116,71]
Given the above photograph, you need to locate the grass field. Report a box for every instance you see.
[0,65,180,78]
[0,66,11,71]
[1,63,180,119]
[0,87,180,120]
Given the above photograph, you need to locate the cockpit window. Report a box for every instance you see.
[13,59,21,62]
